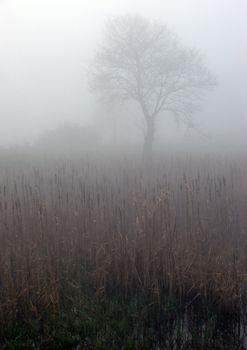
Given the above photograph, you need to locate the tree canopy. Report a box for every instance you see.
[91,15,216,154]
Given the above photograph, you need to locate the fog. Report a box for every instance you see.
[0,0,246,154]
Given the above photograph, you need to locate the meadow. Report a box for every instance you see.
[0,152,247,349]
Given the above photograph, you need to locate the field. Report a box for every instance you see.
[1,152,247,349]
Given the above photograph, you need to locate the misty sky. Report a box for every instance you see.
[0,0,246,151]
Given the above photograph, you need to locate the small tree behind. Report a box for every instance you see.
[91,15,216,156]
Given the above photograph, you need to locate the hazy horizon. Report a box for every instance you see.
[0,0,246,154]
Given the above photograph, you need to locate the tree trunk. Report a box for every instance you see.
[143,118,155,158]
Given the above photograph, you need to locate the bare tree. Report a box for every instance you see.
[91,14,216,156]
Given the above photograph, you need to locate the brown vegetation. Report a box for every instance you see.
[0,154,247,324]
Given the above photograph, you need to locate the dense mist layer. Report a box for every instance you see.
[1,3,247,347]
[0,0,246,154]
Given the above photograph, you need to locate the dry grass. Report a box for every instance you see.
[0,153,247,324]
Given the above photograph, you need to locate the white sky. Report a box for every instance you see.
[0,0,246,149]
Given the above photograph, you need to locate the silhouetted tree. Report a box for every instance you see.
[91,15,216,156]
